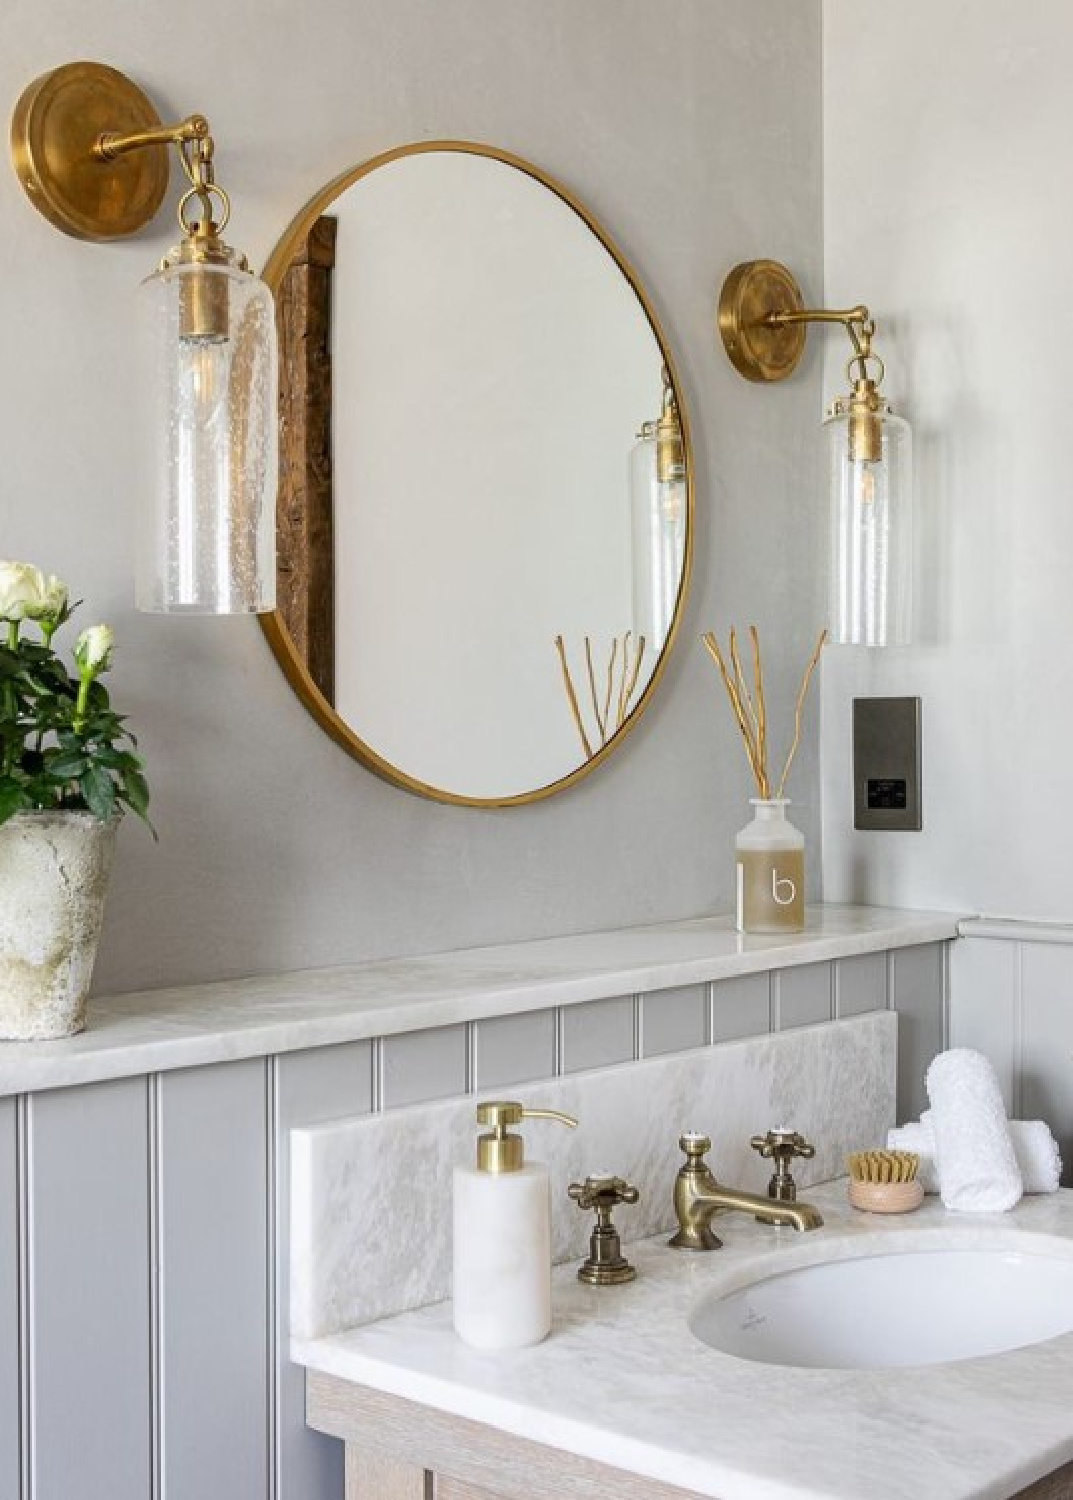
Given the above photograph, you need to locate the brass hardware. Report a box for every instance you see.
[475,1100,578,1174]
[717,259,889,431]
[11,60,245,265]
[258,140,695,810]
[568,1174,640,1285]
[750,1128,816,1208]
[717,259,806,383]
[669,1132,823,1251]
[11,61,171,241]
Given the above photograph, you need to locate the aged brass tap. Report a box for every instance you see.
[669,1133,823,1250]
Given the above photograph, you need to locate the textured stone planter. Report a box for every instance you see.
[0,810,117,1040]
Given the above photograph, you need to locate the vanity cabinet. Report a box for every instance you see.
[307,1373,1073,1500]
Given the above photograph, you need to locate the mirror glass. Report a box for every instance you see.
[263,144,692,805]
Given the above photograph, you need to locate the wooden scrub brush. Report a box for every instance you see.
[847,1150,924,1214]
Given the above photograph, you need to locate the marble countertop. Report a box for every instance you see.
[0,904,959,1097]
[292,1183,1073,1500]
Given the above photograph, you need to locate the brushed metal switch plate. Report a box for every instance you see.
[853,696,922,831]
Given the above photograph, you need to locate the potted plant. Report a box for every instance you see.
[0,560,151,1040]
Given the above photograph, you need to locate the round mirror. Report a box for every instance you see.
[261,142,693,805]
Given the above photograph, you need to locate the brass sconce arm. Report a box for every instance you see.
[96,113,210,162]
[718,260,882,386]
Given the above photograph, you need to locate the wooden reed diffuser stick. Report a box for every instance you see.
[701,625,827,798]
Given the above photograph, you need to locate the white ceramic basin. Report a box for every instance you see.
[690,1238,1073,1369]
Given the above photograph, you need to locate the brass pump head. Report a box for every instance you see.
[475,1100,578,1173]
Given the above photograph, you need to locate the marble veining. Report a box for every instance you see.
[290,1011,896,1338]
[294,1185,1073,1500]
[0,904,955,1097]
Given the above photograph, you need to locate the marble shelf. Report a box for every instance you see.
[0,904,960,1097]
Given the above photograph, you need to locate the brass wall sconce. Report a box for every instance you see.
[11,61,277,616]
[718,259,912,647]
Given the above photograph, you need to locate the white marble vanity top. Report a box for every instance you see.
[0,904,958,1096]
[292,1183,1073,1500]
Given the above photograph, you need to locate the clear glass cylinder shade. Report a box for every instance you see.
[825,399,913,646]
[138,257,278,613]
[629,428,686,651]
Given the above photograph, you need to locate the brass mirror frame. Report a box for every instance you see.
[259,140,694,807]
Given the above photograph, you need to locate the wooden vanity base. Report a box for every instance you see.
[312,1372,1073,1500]
[312,1371,698,1500]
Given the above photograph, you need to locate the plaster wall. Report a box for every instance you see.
[822,0,1073,921]
[0,1,823,990]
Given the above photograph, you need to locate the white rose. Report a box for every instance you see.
[0,560,46,623]
[34,574,69,624]
[74,624,115,676]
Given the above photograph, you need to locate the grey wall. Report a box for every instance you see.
[0,2,824,992]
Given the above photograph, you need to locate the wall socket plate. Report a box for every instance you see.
[853,696,922,831]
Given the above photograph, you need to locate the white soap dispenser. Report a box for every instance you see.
[453,1099,577,1351]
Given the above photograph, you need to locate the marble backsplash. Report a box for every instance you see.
[290,1010,896,1339]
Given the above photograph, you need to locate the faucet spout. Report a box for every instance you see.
[669,1134,824,1250]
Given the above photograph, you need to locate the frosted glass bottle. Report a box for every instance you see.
[735,799,805,934]
[453,1101,576,1351]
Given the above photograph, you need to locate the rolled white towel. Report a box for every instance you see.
[925,1049,1022,1212]
[888,1116,1062,1195]
[1010,1119,1064,1193]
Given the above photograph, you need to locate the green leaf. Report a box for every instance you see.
[79,764,116,823]
[44,750,90,779]
[121,769,150,818]
[0,781,29,825]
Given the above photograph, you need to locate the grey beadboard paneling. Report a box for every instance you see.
[775,962,833,1030]
[28,1078,150,1500]
[1020,945,1073,1187]
[640,984,709,1057]
[711,972,771,1042]
[382,1025,468,1108]
[560,996,636,1073]
[473,1010,557,1089]
[835,952,888,1017]
[275,1044,372,1500]
[159,1060,269,1500]
[948,936,1020,1113]
[0,1098,16,1500]
[890,943,947,1122]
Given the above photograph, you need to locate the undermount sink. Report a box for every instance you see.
[690,1235,1073,1369]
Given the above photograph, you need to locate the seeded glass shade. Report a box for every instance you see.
[825,399,912,647]
[137,256,277,614]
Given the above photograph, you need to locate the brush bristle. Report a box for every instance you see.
[847,1149,920,1184]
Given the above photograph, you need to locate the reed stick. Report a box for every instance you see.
[556,633,649,759]
[776,627,828,797]
[617,634,646,728]
[702,624,826,800]
[554,634,594,759]
[701,631,766,792]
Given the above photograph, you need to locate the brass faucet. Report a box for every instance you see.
[669,1133,824,1250]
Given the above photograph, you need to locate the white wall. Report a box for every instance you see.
[1,2,824,991]
[822,1,1073,922]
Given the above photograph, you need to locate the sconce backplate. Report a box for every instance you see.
[11,61,169,241]
[718,259,806,383]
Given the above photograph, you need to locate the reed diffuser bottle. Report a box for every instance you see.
[735,798,805,933]
[702,625,825,936]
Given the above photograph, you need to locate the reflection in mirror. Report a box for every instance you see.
[263,144,692,805]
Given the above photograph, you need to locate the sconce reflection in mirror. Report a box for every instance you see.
[630,366,686,651]
[718,259,912,647]
[10,61,277,616]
